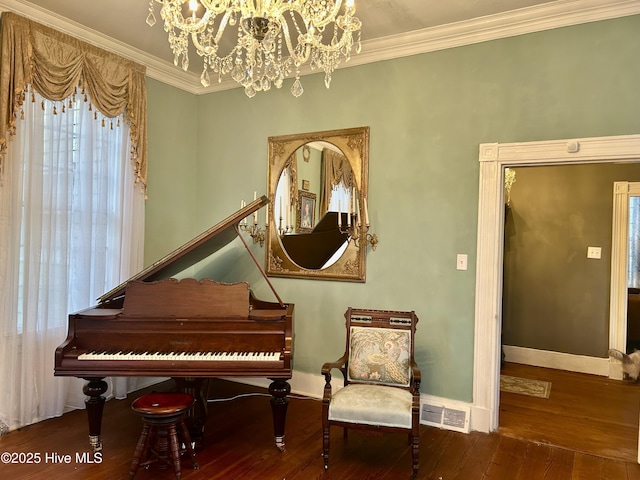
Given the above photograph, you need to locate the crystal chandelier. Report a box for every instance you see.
[146,0,362,98]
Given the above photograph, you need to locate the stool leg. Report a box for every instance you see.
[178,419,200,470]
[129,423,151,479]
[155,426,170,469]
[168,423,182,480]
[142,426,156,464]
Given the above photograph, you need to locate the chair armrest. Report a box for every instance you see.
[321,353,348,385]
[410,360,421,393]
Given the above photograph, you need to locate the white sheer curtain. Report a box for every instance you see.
[328,182,352,214]
[0,90,145,433]
[276,165,293,231]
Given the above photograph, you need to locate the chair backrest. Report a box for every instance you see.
[344,308,418,389]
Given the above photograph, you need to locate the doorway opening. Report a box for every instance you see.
[496,172,640,461]
[471,134,640,442]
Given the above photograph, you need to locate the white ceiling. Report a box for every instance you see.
[18,0,553,57]
[1,0,638,94]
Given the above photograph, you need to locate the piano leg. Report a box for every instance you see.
[268,378,291,452]
[82,377,108,452]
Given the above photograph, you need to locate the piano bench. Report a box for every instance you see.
[129,392,200,480]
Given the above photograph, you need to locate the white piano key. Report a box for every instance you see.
[78,350,280,361]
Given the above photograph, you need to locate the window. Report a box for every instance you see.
[0,90,144,430]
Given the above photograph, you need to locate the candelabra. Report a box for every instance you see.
[240,218,265,247]
[338,213,378,251]
[277,214,293,236]
[239,198,265,247]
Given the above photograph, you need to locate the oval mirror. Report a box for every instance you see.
[266,127,370,282]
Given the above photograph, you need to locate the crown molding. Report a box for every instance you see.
[353,0,640,66]
[0,0,203,94]
[0,0,638,95]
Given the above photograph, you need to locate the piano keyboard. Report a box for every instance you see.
[78,351,281,361]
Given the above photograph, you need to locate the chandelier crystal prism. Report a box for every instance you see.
[146,0,362,98]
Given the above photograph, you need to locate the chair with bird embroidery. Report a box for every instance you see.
[321,307,421,479]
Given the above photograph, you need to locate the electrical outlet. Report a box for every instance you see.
[587,247,601,259]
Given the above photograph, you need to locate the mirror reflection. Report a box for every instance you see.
[266,127,370,282]
[274,141,354,270]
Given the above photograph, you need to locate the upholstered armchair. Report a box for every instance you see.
[321,308,421,479]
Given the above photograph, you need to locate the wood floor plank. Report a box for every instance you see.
[499,363,640,463]
[483,435,528,479]
[572,453,606,480]
[2,370,640,480]
[627,462,640,480]
[428,429,494,479]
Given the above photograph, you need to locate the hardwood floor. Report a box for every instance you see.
[1,370,640,479]
[499,362,640,463]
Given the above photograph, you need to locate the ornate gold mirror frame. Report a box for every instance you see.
[266,126,370,282]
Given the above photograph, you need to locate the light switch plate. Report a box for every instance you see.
[456,254,468,270]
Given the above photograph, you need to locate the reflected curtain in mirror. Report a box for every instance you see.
[320,148,355,214]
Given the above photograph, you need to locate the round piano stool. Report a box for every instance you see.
[129,392,199,480]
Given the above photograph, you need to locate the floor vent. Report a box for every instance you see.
[420,399,470,433]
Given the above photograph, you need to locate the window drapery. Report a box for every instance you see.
[0,12,147,190]
[0,89,145,433]
[0,12,148,433]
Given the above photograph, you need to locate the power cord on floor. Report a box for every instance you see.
[207,393,319,403]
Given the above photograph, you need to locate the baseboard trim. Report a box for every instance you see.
[223,372,473,434]
[503,345,609,376]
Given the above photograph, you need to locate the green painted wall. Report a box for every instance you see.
[145,81,199,262]
[145,16,640,403]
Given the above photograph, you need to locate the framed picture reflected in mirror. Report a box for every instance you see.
[297,191,316,233]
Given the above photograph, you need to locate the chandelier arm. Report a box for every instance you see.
[188,9,234,55]
[303,0,347,29]
[309,32,354,53]
[238,0,259,18]
[278,16,311,67]
[199,0,233,15]
[160,4,213,34]
[277,2,359,58]
[213,10,233,44]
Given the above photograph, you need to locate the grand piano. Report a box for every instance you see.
[54,196,294,452]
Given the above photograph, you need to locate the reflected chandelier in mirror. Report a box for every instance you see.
[266,127,376,282]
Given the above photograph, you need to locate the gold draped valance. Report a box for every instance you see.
[0,12,147,189]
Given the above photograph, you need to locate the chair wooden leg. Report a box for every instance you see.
[322,426,330,470]
[411,434,419,479]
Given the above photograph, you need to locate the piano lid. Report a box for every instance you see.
[98,195,278,305]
